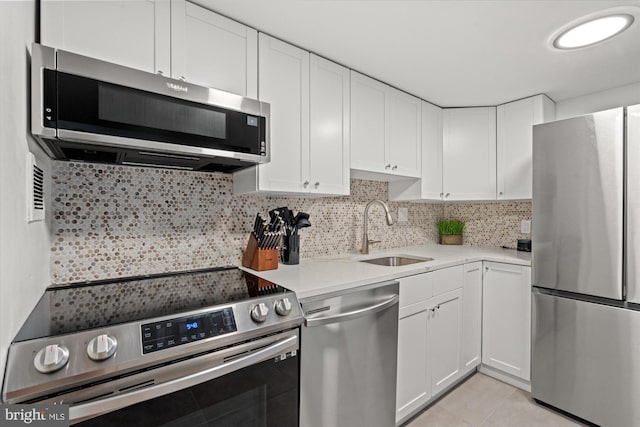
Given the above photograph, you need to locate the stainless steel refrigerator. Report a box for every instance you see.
[532,105,640,426]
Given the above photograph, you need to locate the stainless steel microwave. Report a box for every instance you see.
[31,44,270,173]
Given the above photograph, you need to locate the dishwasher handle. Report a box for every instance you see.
[305,295,399,327]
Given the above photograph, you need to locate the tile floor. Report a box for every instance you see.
[406,373,585,427]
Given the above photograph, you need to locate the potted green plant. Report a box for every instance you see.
[437,219,465,245]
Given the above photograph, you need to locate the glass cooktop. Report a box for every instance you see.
[14,267,286,342]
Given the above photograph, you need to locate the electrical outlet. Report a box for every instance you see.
[398,207,408,222]
[521,220,531,234]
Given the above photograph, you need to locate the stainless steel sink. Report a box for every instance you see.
[359,255,433,267]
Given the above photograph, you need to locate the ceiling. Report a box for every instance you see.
[196,0,640,107]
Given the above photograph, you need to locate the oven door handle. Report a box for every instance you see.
[305,295,399,327]
[69,333,298,423]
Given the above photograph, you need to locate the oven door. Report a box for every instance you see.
[70,329,299,426]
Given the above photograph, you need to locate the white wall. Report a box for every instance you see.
[0,1,51,380]
[555,82,640,120]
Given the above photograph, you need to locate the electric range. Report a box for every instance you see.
[2,266,303,426]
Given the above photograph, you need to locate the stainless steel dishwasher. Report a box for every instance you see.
[300,280,399,427]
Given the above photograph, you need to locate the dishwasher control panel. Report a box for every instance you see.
[141,308,237,354]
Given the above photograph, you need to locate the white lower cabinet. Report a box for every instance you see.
[396,302,431,422]
[461,262,482,374]
[429,288,463,396]
[396,265,479,424]
[482,261,532,382]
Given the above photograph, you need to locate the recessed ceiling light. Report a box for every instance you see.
[553,14,634,50]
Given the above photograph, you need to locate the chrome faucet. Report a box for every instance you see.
[361,200,394,254]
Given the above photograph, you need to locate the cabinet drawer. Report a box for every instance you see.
[432,265,464,296]
[399,274,432,308]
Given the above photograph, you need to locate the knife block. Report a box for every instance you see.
[242,233,279,271]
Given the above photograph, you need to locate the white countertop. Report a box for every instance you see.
[240,244,531,301]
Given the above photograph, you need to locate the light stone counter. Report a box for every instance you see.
[240,244,531,302]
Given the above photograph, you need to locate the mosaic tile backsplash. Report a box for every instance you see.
[51,162,531,284]
[443,201,532,248]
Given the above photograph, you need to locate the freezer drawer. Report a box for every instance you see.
[532,292,640,426]
[532,108,623,300]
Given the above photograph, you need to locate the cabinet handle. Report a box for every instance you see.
[392,165,398,170]
[314,182,320,188]
[385,164,391,169]
[445,193,450,198]
[156,70,164,75]
[179,76,187,81]
[499,191,504,196]
[303,181,309,188]
[439,192,444,197]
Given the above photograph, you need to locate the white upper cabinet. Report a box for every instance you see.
[497,95,555,200]
[351,71,421,179]
[41,0,170,74]
[389,101,442,201]
[443,107,497,200]
[170,1,257,97]
[255,34,310,193]
[388,89,422,177]
[420,101,444,199]
[309,54,350,195]
[350,71,387,173]
[233,35,350,195]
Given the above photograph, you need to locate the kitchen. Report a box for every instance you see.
[1,0,640,426]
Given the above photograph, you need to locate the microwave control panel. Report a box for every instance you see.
[141,308,237,354]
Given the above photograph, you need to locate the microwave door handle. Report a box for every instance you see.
[69,334,297,423]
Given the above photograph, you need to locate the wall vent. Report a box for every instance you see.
[27,152,45,222]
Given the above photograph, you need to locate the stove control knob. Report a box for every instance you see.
[275,298,293,316]
[34,344,69,374]
[250,303,269,323]
[87,334,118,361]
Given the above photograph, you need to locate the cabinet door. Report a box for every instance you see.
[421,101,444,199]
[430,288,463,396]
[309,55,350,195]
[443,107,497,200]
[497,95,555,200]
[41,0,170,74]
[170,1,257,97]
[256,34,310,192]
[350,71,387,173]
[388,89,421,177]
[482,262,532,380]
[396,306,431,423]
[462,262,482,374]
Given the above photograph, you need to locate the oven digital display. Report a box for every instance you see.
[141,308,236,354]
